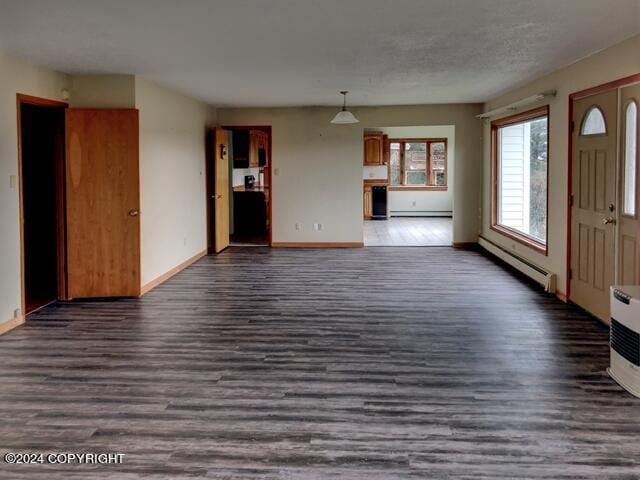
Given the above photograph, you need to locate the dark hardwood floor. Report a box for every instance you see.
[1,247,639,479]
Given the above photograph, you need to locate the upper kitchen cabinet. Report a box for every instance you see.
[250,129,269,168]
[232,129,250,168]
[382,134,390,165]
[363,132,384,165]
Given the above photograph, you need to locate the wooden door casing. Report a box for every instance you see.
[65,109,140,298]
[570,90,617,322]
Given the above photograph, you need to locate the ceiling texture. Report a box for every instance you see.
[0,0,638,107]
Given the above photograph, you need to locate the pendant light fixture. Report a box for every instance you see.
[330,91,359,124]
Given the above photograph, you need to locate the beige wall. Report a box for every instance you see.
[481,34,640,297]
[0,57,215,329]
[135,77,216,285]
[218,104,482,244]
[70,74,135,108]
[0,53,70,325]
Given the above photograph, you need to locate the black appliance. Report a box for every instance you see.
[232,129,250,168]
[371,186,387,220]
[244,175,256,189]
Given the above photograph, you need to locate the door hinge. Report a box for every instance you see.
[569,194,574,207]
[569,268,573,280]
[570,121,575,133]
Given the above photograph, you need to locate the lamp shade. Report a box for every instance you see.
[330,109,359,124]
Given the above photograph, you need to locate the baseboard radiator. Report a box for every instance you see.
[390,211,452,217]
[478,235,556,293]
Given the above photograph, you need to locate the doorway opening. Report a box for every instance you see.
[17,94,68,314]
[207,126,272,253]
[567,75,640,322]
[362,125,454,246]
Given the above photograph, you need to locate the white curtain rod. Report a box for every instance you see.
[477,90,557,119]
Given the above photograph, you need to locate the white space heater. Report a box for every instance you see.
[608,286,640,397]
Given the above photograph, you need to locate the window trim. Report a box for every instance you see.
[491,105,549,255]
[388,137,448,190]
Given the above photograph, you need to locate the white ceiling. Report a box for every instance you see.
[0,0,638,107]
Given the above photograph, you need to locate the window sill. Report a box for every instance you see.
[490,224,548,256]
[388,186,448,192]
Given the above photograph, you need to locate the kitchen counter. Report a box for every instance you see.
[363,179,389,186]
[233,184,269,192]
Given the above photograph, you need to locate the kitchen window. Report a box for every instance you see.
[491,106,549,254]
[389,139,447,190]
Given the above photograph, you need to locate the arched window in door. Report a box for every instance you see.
[623,100,637,216]
[580,106,607,135]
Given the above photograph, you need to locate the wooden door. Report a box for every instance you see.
[619,84,640,284]
[214,128,230,253]
[570,90,617,321]
[65,109,140,298]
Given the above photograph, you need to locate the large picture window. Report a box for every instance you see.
[491,106,549,253]
[389,138,447,190]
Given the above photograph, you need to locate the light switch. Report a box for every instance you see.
[9,175,17,189]
[274,168,280,176]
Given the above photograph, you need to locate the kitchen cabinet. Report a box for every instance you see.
[233,190,267,236]
[232,129,250,168]
[363,186,372,219]
[363,132,384,165]
[363,180,388,219]
[382,134,390,165]
[249,130,269,168]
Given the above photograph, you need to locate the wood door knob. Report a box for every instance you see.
[128,210,140,217]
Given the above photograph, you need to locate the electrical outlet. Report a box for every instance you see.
[295,222,302,231]
[9,175,17,189]
[13,309,20,319]
[412,201,417,207]
[274,168,280,176]
[313,223,323,231]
